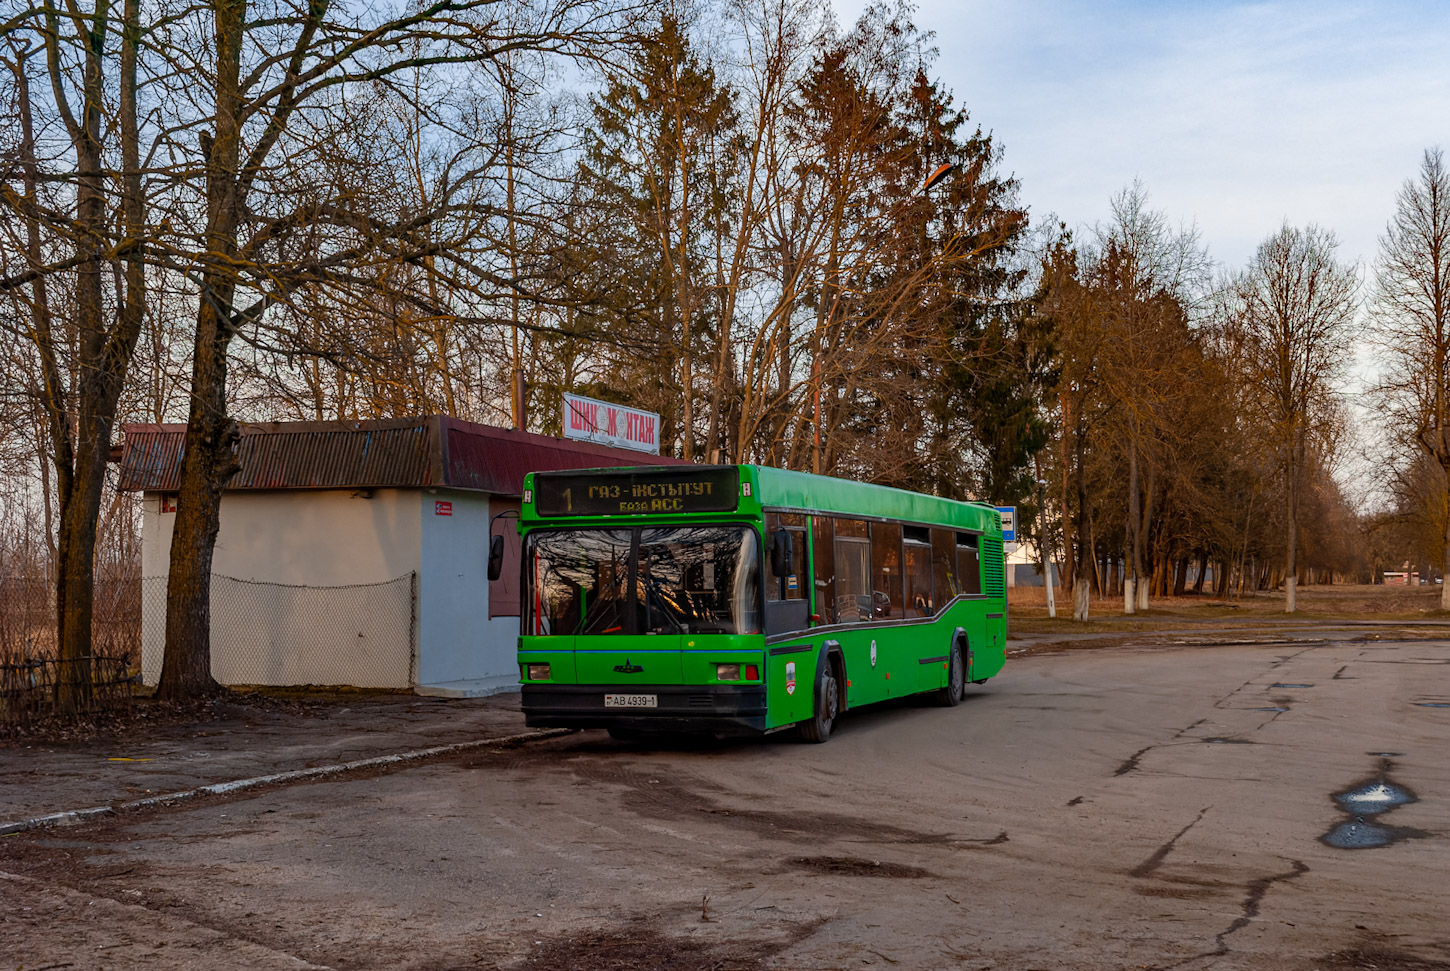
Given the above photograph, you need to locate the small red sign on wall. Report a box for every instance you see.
[435,501,453,516]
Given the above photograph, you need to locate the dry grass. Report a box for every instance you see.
[1007,582,1450,634]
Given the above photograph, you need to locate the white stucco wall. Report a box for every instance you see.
[141,489,424,687]
[143,488,422,584]
[417,489,515,686]
[141,487,519,691]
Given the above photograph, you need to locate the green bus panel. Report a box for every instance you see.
[765,644,815,728]
[574,641,683,683]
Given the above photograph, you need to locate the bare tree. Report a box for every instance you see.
[1372,148,1450,607]
[1233,223,1358,612]
[156,0,638,699]
[0,3,148,708]
[1087,182,1209,614]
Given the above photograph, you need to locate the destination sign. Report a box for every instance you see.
[534,468,739,517]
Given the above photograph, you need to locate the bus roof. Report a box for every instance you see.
[746,465,1000,535]
[524,464,1002,536]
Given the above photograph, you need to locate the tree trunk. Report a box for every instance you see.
[1073,562,1091,620]
[1125,444,1140,614]
[160,414,236,698]
[54,449,105,709]
[30,0,148,711]
[1443,478,1450,609]
[1135,461,1154,612]
[159,0,248,701]
[1285,449,1298,613]
[1073,424,1091,620]
[1193,552,1208,594]
[1059,391,1076,593]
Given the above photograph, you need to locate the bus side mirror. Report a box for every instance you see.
[487,534,504,581]
[770,528,792,577]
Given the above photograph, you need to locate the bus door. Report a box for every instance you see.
[764,513,808,634]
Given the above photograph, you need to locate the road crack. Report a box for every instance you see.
[1155,858,1310,969]
[1114,718,1205,776]
[1130,806,1210,879]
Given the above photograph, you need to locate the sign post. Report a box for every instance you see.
[562,393,661,454]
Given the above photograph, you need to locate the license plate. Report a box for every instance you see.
[604,693,657,708]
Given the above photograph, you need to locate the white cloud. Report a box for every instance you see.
[830,0,1450,270]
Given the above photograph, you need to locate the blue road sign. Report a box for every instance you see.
[995,506,1017,543]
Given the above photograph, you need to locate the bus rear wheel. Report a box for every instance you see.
[936,641,965,707]
[799,667,839,743]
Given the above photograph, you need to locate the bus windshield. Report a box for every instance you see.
[525,526,760,636]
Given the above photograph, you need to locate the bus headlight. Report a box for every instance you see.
[716,663,741,681]
[527,663,551,680]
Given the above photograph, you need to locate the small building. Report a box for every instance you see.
[1004,540,1057,588]
[118,416,687,697]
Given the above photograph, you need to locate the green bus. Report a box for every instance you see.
[510,464,1007,742]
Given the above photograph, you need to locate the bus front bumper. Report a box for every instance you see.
[521,684,770,735]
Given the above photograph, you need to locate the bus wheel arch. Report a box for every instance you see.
[937,629,968,706]
[799,643,844,743]
[822,643,847,713]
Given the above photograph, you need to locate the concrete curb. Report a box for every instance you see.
[0,727,571,837]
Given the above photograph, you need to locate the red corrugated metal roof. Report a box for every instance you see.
[117,416,688,496]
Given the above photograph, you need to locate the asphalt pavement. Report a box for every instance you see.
[3,625,1449,970]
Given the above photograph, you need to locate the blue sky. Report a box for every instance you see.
[829,0,1450,274]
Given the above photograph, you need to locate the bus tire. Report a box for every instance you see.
[799,667,839,743]
[936,640,965,707]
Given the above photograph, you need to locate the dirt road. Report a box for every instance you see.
[3,628,1448,970]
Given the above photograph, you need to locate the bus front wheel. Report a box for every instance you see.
[799,667,839,743]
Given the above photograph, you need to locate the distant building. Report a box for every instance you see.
[117,416,687,697]
[1004,539,1057,588]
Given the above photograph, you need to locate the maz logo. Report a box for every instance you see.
[613,659,644,674]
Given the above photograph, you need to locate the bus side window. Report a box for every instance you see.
[765,513,782,602]
[871,522,903,618]
[931,527,957,602]
[834,518,871,624]
[812,516,835,622]
[903,531,933,617]
[765,512,806,602]
[957,532,981,596]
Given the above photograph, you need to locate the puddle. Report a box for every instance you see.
[1335,782,1415,816]
[1322,820,1408,849]
[1249,706,1289,712]
[1413,702,1450,708]
[1204,737,1254,744]
[1367,752,1404,758]
[1320,759,1428,851]
[1271,683,1313,688]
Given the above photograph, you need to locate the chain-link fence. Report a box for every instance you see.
[140,573,417,689]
